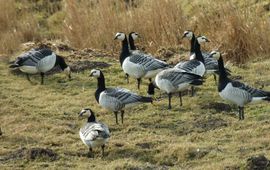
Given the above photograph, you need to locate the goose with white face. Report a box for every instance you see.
[209,50,221,59]
[79,108,92,117]
[130,32,139,40]
[114,32,126,41]
[182,30,194,40]
[90,69,101,78]
[197,35,210,44]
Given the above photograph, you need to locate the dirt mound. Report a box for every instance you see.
[0,147,58,162]
[201,102,232,113]
[246,155,269,170]
[194,117,228,132]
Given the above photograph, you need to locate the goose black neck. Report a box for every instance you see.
[194,40,205,64]
[120,35,130,66]
[88,113,96,122]
[217,56,229,92]
[95,71,106,103]
[190,34,196,54]
[56,55,68,70]
[97,72,106,91]
[128,34,136,50]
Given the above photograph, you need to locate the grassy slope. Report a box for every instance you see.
[0,48,270,169]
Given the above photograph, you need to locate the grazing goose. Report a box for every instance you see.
[90,69,152,124]
[210,51,270,120]
[148,68,203,109]
[79,108,110,157]
[9,48,71,84]
[114,32,169,89]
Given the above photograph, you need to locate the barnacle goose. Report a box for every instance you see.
[79,108,110,157]
[90,69,152,124]
[9,48,71,84]
[182,31,231,82]
[148,68,203,109]
[211,50,270,120]
[114,32,169,89]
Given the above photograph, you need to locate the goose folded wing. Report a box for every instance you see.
[104,87,144,105]
[175,60,201,72]
[81,123,109,141]
[160,70,202,87]
[129,53,169,71]
[231,81,270,97]
[15,50,50,66]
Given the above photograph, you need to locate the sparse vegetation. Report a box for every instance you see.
[0,0,270,169]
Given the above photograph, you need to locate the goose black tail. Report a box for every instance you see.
[140,96,153,104]
[190,79,204,86]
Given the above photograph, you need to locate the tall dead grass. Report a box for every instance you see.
[63,0,270,63]
[63,0,186,53]
[0,0,39,55]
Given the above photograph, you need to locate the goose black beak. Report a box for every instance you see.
[89,73,94,77]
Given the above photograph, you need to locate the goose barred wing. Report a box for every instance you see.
[15,48,53,66]
[205,57,218,71]
[231,81,270,97]
[129,53,169,71]
[160,69,202,87]
[80,123,110,141]
[175,60,201,72]
[104,88,146,105]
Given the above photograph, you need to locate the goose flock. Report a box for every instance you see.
[9,30,270,157]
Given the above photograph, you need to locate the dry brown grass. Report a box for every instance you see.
[0,0,40,55]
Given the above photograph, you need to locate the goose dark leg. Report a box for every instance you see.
[137,78,141,90]
[101,145,105,157]
[114,111,118,124]
[213,74,217,85]
[149,78,152,83]
[191,86,195,97]
[179,92,182,106]
[125,73,129,83]
[88,147,93,158]
[40,72,44,85]
[238,107,244,120]
[121,110,124,124]
[26,74,31,82]
[168,93,172,109]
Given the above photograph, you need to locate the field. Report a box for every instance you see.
[1,0,270,170]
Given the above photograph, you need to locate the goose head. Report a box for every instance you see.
[78,108,96,122]
[182,30,194,40]
[129,32,140,40]
[114,32,126,41]
[89,69,102,78]
[197,35,210,44]
[209,50,222,60]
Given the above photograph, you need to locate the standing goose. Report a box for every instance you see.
[79,108,110,157]
[9,48,71,84]
[114,32,169,89]
[124,32,140,83]
[148,68,203,109]
[210,51,270,120]
[90,69,152,124]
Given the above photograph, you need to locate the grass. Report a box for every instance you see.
[0,44,270,169]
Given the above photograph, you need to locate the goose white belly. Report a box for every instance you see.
[19,66,39,74]
[122,58,145,78]
[99,92,123,111]
[80,132,108,148]
[219,83,251,107]
[37,53,56,73]
[155,77,176,94]
[144,68,164,79]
